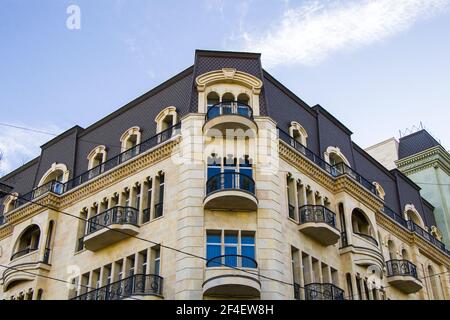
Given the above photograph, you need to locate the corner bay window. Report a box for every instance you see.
[207,155,254,193]
[206,230,256,269]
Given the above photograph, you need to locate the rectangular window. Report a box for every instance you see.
[127,255,135,277]
[143,178,152,223]
[124,190,130,208]
[154,248,160,275]
[206,231,222,267]
[154,173,164,218]
[223,157,237,189]
[239,156,253,192]
[224,231,238,267]
[206,231,256,269]
[149,246,161,275]
[241,232,256,268]
[135,185,141,211]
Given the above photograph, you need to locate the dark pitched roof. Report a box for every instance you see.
[398,130,441,159]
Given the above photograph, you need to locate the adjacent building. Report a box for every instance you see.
[367,130,450,249]
[0,50,449,300]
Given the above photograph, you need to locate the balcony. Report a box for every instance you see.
[298,205,340,246]
[381,206,450,258]
[331,163,377,194]
[204,172,257,211]
[13,180,64,210]
[72,274,163,300]
[83,206,139,251]
[10,124,180,212]
[203,102,257,134]
[304,283,345,300]
[386,260,422,294]
[2,248,51,290]
[277,128,378,197]
[341,232,384,269]
[203,255,260,298]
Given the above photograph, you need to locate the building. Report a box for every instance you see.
[367,130,450,249]
[0,50,449,301]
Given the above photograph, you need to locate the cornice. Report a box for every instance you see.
[376,210,450,265]
[279,140,383,213]
[279,141,335,192]
[396,146,450,173]
[0,138,179,241]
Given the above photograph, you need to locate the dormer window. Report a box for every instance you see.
[87,145,107,170]
[324,146,350,167]
[289,122,308,147]
[120,127,141,152]
[155,107,178,134]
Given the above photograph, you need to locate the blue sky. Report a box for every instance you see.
[0,0,449,175]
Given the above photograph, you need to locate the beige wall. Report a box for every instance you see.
[1,88,449,301]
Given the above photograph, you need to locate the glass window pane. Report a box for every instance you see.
[224,246,238,267]
[241,246,256,268]
[207,167,221,180]
[207,233,221,244]
[224,233,238,244]
[206,244,222,267]
[241,234,255,245]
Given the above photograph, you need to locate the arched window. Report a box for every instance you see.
[387,240,396,260]
[222,92,235,103]
[120,127,141,152]
[87,145,107,170]
[155,106,178,133]
[38,163,69,186]
[324,146,350,167]
[237,93,250,105]
[12,225,41,260]
[289,121,308,147]
[404,204,425,229]
[351,209,374,238]
[207,92,220,108]
[428,265,441,300]
[3,192,18,213]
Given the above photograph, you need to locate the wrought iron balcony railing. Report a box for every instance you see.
[8,123,180,212]
[407,220,446,251]
[304,283,345,300]
[278,128,377,195]
[206,101,253,122]
[72,274,163,300]
[299,205,338,229]
[86,206,139,235]
[64,123,180,192]
[386,259,419,280]
[381,206,448,256]
[13,180,65,209]
[206,254,257,269]
[10,246,38,261]
[206,172,255,196]
[331,162,376,194]
[279,127,450,258]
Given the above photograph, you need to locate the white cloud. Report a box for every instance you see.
[0,124,61,177]
[243,0,450,67]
